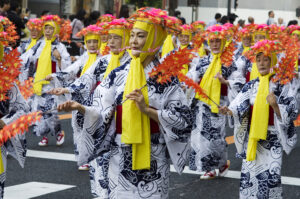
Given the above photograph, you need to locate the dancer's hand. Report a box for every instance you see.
[57,100,85,113]
[48,88,69,95]
[215,72,229,86]
[126,89,148,114]
[45,75,53,81]
[219,106,233,116]
[266,92,277,108]
[53,49,61,61]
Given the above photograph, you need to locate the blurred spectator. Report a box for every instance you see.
[105,10,113,15]
[41,10,50,17]
[277,18,285,26]
[87,10,100,26]
[119,5,129,18]
[7,0,24,46]
[207,13,221,27]
[229,13,238,24]
[238,19,245,30]
[266,10,275,25]
[69,9,86,56]
[248,16,254,24]
[220,15,229,25]
[23,8,30,24]
[287,20,298,26]
[175,10,186,24]
[0,0,10,17]
[69,14,75,21]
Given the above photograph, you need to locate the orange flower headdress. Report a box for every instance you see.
[41,15,71,42]
[76,24,103,38]
[191,21,206,32]
[26,18,44,31]
[253,24,270,40]
[97,14,116,24]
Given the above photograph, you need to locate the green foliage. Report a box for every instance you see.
[125,0,162,8]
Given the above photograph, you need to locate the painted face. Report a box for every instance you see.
[242,36,252,47]
[86,39,99,53]
[178,34,190,46]
[100,34,108,43]
[108,33,122,54]
[209,38,222,54]
[44,25,55,40]
[256,53,271,76]
[254,34,266,43]
[129,28,148,57]
[30,29,40,39]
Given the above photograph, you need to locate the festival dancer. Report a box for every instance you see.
[18,18,43,54]
[57,7,192,199]
[20,15,71,147]
[219,40,298,198]
[188,25,242,179]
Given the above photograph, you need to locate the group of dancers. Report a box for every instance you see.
[0,6,299,199]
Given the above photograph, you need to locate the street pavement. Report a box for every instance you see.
[4,115,300,199]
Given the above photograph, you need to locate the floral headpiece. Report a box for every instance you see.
[191,21,206,31]
[26,18,44,31]
[96,14,116,25]
[205,25,227,40]
[76,25,102,38]
[128,7,181,33]
[179,24,193,35]
[41,15,71,42]
[0,16,19,45]
[254,24,270,34]
[287,25,300,35]
[106,18,132,30]
[244,40,284,61]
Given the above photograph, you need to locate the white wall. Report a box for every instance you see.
[178,6,299,25]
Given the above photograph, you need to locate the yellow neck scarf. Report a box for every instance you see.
[33,39,52,95]
[161,34,174,58]
[122,19,167,170]
[100,41,107,55]
[180,44,189,75]
[80,34,101,76]
[198,43,206,58]
[250,63,259,81]
[196,53,222,113]
[103,28,129,79]
[26,38,38,52]
[242,44,250,54]
[33,21,59,95]
[247,72,273,161]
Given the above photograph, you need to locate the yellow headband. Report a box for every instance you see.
[109,29,124,37]
[84,34,101,50]
[44,21,60,40]
[109,28,130,50]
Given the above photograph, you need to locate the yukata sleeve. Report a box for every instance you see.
[274,82,299,154]
[227,61,246,102]
[77,73,117,165]
[56,43,71,70]
[228,82,252,154]
[157,78,193,174]
[19,49,36,83]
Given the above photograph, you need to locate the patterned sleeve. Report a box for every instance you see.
[227,61,246,102]
[77,67,122,165]
[273,81,298,154]
[228,81,253,154]
[55,43,71,70]
[156,77,193,173]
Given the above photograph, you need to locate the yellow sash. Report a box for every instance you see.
[103,51,124,79]
[80,53,97,76]
[198,43,206,57]
[247,72,273,161]
[26,38,38,52]
[250,63,259,81]
[196,53,222,113]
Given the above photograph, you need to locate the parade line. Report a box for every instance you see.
[26,150,300,187]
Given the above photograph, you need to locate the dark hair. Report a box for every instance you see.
[248,16,254,24]
[76,9,86,21]
[220,15,229,24]
[215,13,222,20]
[229,13,238,24]
[175,10,181,17]
[105,10,112,15]
[0,0,9,7]
[119,5,129,18]
[238,19,245,26]
[9,0,19,11]
[90,11,100,20]
[287,20,298,26]
[268,10,273,16]
[41,10,50,16]
[69,14,75,21]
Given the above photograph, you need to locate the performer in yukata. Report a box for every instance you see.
[18,18,44,54]
[219,40,298,199]
[188,25,243,179]
[57,7,192,199]
[20,15,71,147]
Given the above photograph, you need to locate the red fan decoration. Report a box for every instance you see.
[221,41,237,67]
[101,45,110,55]
[59,19,72,43]
[0,111,42,145]
[192,32,205,49]
[0,49,22,101]
[148,47,208,99]
[294,115,300,127]
[16,77,34,100]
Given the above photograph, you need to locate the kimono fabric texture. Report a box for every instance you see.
[229,79,298,199]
